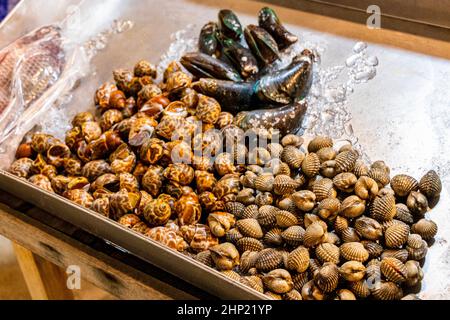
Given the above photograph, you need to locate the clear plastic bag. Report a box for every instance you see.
[0,22,90,167]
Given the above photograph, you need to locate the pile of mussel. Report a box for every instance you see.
[181,7,313,135]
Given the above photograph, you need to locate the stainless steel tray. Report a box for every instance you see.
[1,0,450,299]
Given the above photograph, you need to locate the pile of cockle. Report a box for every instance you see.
[181,7,314,135]
[9,56,441,300]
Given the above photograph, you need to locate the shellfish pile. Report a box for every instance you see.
[8,56,441,300]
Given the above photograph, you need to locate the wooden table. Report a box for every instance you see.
[0,192,213,300]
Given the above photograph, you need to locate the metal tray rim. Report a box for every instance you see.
[0,169,268,300]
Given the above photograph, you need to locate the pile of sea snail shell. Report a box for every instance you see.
[9,59,442,300]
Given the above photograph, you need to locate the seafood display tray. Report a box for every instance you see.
[1,0,450,299]
[0,170,266,299]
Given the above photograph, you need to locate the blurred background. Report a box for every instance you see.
[0,0,20,21]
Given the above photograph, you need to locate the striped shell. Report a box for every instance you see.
[282,134,304,147]
[308,259,322,278]
[385,222,410,248]
[406,191,428,216]
[324,232,341,246]
[143,198,172,226]
[390,174,419,197]
[254,173,275,192]
[225,228,243,245]
[316,147,336,163]
[314,262,339,293]
[239,205,259,220]
[366,259,381,279]
[380,257,407,284]
[91,197,110,217]
[236,219,263,239]
[255,248,283,272]
[348,280,370,298]
[353,160,369,177]
[266,159,291,177]
[308,136,333,153]
[264,228,284,246]
[240,171,257,189]
[248,147,272,166]
[333,172,357,193]
[339,195,366,218]
[394,204,414,224]
[273,175,298,195]
[281,226,305,246]
[302,153,320,177]
[320,160,337,178]
[195,250,214,267]
[340,242,369,262]
[82,160,112,181]
[225,201,245,217]
[210,243,240,271]
[405,260,424,287]
[292,272,309,292]
[381,249,409,263]
[257,205,278,227]
[354,217,383,241]
[316,243,340,264]
[64,188,94,208]
[284,289,303,300]
[406,234,428,261]
[419,170,442,199]
[371,160,390,174]
[292,190,316,212]
[267,143,285,158]
[361,241,384,258]
[303,221,327,248]
[317,198,341,220]
[335,150,358,173]
[287,246,310,273]
[301,280,326,300]
[9,158,34,178]
[335,289,357,300]
[196,95,221,124]
[240,276,264,293]
[237,237,264,252]
[411,219,438,240]
[207,212,236,237]
[370,194,396,222]
[220,270,241,282]
[341,227,361,243]
[239,251,259,274]
[368,167,390,188]
[313,178,337,201]
[276,210,298,228]
[334,216,349,234]
[236,188,255,205]
[265,292,283,300]
[263,269,294,294]
[281,146,305,169]
[354,176,379,200]
[339,261,366,282]
[277,196,297,213]
[304,214,322,228]
[163,163,195,186]
[371,281,402,300]
[255,192,274,207]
